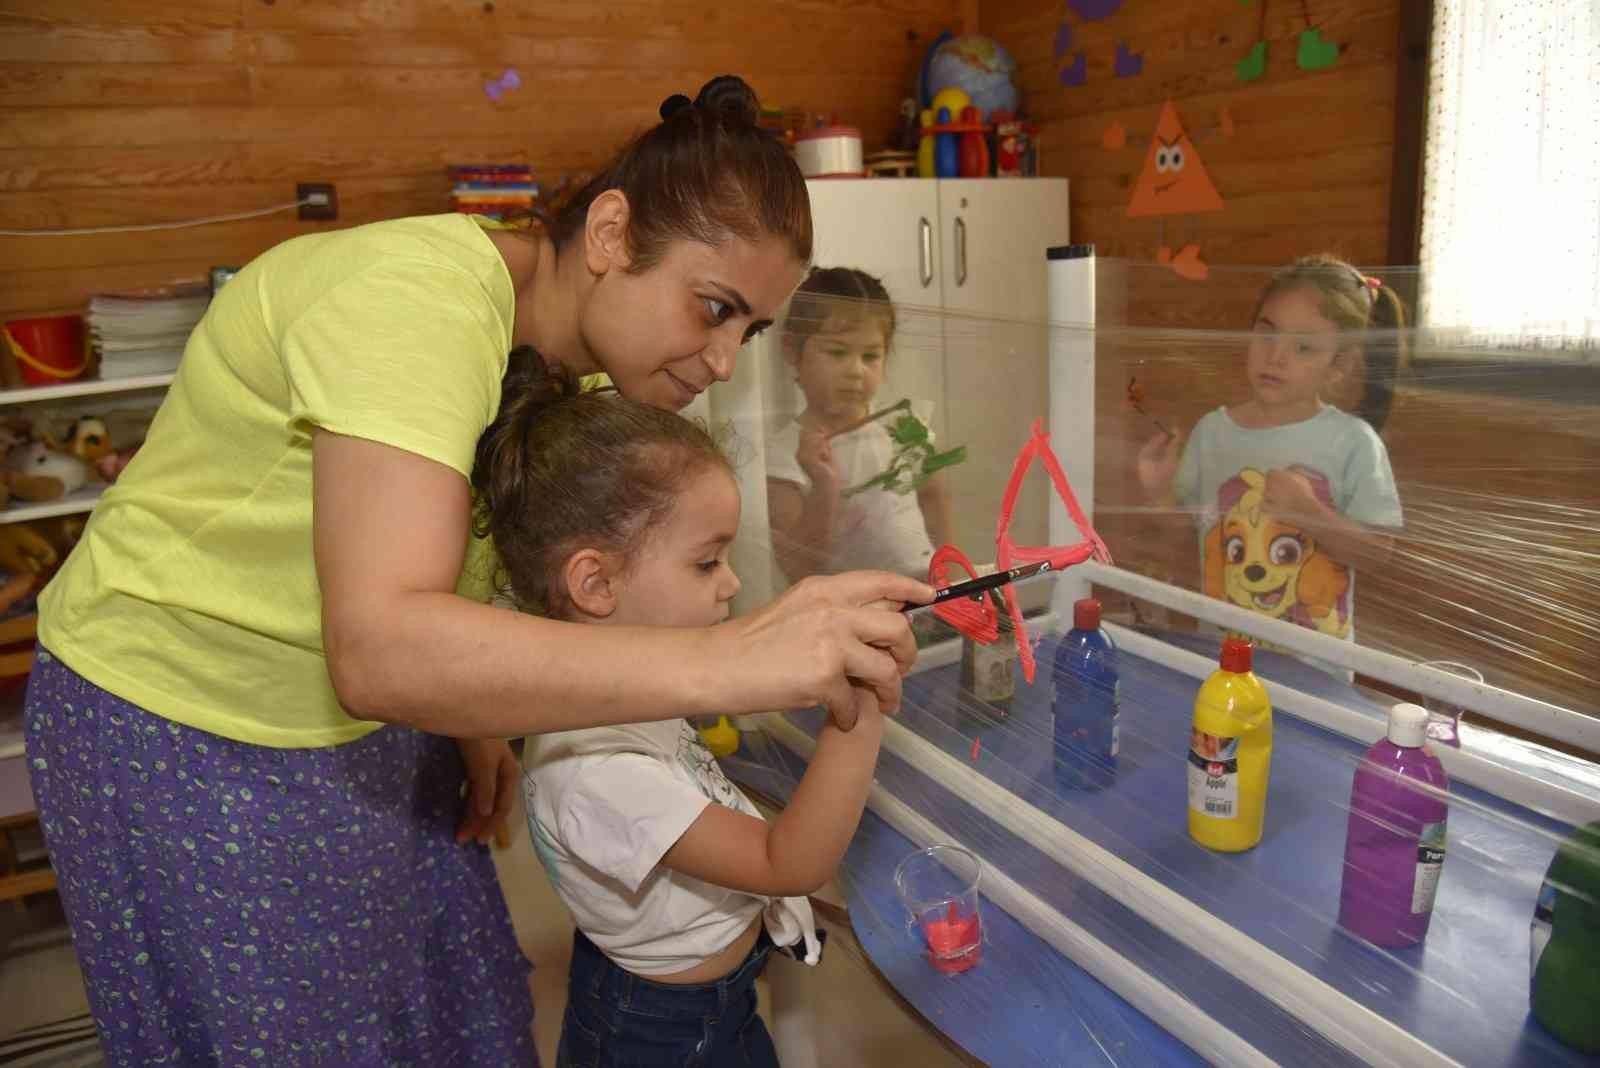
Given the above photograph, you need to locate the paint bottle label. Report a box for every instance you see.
[1187,731,1240,818]
[1411,820,1448,914]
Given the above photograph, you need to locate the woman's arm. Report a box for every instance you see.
[660,708,883,897]
[915,471,953,548]
[313,432,931,736]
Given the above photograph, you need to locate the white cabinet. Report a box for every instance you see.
[724,178,1070,608]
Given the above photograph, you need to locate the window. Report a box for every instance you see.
[1419,1,1600,350]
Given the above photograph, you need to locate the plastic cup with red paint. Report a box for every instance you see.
[1418,660,1482,749]
[894,844,983,975]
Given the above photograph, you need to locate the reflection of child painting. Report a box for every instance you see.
[766,268,952,582]
[1190,728,1237,761]
[1139,255,1405,663]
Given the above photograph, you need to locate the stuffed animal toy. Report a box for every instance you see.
[7,439,89,501]
[0,422,70,508]
[0,521,58,576]
[67,416,113,465]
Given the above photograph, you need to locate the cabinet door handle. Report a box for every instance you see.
[953,217,968,287]
[919,217,934,288]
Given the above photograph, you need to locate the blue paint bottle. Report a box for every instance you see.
[1053,598,1120,790]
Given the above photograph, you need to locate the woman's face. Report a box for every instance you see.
[582,235,805,411]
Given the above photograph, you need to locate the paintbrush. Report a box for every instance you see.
[829,398,911,439]
[903,560,1058,615]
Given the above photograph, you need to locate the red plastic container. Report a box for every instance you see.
[4,315,88,386]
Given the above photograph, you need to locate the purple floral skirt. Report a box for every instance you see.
[23,647,537,1067]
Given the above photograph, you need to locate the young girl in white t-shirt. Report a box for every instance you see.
[766,267,953,582]
[476,348,888,1067]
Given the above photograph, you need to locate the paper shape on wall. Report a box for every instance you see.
[1296,29,1340,70]
[1054,21,1074,59]
[1059,52,1088,86]
[1114,43,1144,78]
[1158,245,1210,282]
[1067,0,1122,19]
[1101,121,1127,150]
[1236,41,1267,81]
[1126,101,1225,218]
[484,68,521,100]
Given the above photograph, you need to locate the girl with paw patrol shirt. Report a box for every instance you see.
[1137,254,1404,658]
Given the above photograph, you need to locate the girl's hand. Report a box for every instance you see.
[1262,468,1321,521]
[796,425,840,491]
[713,571,934,731]
[1136,430,1182,499]
[455,737,519,846]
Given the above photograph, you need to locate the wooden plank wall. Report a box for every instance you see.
[0,0,964,320]
[984,0,1398,276]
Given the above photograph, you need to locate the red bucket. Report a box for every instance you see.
[4,315,88,386]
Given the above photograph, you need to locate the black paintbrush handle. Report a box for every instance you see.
[907,562,1049,613]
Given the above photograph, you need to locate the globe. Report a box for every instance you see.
[926,35,1020,120]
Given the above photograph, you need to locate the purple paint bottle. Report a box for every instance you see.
[1337,703,1449,947]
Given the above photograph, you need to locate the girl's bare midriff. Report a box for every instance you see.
[647,914,763,985]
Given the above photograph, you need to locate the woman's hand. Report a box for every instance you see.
[710,571,934,731]
[456,737,519,846]
[1136,430,1182,500]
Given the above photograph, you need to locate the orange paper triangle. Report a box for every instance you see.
[1126,101,1225,219]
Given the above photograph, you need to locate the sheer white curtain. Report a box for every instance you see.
[1419,1,1600,348]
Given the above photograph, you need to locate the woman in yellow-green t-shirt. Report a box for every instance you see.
[24,76,929,1065]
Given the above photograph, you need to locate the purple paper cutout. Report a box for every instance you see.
[1067,0,1122,20]
[1059,52,1088,87]
[1053,21,1074,59]
[484,68,521,101]
[1114,42,1143,78]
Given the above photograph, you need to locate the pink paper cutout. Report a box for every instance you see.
[926,419,1112,684]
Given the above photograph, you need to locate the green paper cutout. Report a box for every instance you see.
[1236,40,1267,81]
[842,412,968,498]
[1296,29,1339,71]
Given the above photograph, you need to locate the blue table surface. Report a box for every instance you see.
[728,630,1600,1068]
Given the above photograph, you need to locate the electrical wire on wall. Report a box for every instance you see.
[0,193,327,237]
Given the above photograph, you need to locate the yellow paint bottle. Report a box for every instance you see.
[1187,638,1273,851]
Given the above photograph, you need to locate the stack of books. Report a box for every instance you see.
[86,284,211,379]
[449,164,539,221]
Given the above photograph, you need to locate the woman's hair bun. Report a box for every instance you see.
[693,75,759,127]
[658,93,693,121]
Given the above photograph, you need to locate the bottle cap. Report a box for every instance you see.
[1219,637,1253,673]
[1388,702,1430,748]
[1073,598,1101,630]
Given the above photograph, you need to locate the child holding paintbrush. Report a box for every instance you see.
[767,268,959,582]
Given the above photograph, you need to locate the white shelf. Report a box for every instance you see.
[0,372,175,406]
[0,485,104,525]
